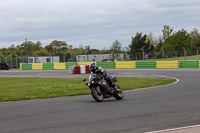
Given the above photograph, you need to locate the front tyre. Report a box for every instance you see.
[91,87,104,102]
[114,85,124,100]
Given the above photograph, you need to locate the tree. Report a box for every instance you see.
[110,40,122,53]
[154,36,163,52]
[35,49,48,56]
[69,45,73,49]
[34,41,43,51]
[45,40,68,55]
[84,46,91,54]
[162,25,174,44]
[129,32,151,60]
[146,32,155,53]
[66,53,71,61]
[190,28,200,51]
[18,41,35,54]
[66,49,77,61]
[78,45,85,54]
[146,32,155,46]
[162,29,191,56]
[17,41,45,56]
[91,48,99,54]
[110,40,123,60]
[99,49,110,54]
[7,44,17,56]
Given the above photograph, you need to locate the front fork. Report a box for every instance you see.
[95,85,102,95]
[90,85,101,95]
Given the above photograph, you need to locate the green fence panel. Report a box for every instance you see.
[136,61,156,68]
[22,64,32,70]
[43,63,54,69]
[66,62,78,69]
[97,62,116,69]
[180,60,199,68]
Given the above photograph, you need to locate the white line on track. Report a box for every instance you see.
[146,124,200,133]
[125,75,179,92]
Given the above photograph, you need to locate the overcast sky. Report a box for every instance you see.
[0,0,200,50]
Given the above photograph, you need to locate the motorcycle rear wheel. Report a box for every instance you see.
[91,87,104,102]
[113,85,124,100]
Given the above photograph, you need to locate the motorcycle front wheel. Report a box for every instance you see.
[91,87,104,102]
[113,85,124,100]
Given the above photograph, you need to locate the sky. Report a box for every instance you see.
[0,0,200,50]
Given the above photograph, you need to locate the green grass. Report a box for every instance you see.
[144,55,200,61]
[0,77,176,102]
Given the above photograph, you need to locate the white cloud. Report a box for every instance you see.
[0,0,200,49]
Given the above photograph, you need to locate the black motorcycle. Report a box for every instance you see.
[83,73,124,102]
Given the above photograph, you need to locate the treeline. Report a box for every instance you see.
[0,25,200,61]
[129,25,200,59]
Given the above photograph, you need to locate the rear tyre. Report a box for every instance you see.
[91,87,103,102]
[114,85,124,100]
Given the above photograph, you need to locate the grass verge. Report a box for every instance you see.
[0,77,176,102]
[143,54,200,61]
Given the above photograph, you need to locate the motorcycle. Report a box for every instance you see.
[83,73,124,102]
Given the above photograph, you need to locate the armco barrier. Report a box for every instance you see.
[20,60,200,70]
[199,61,200,68]
[97,62,115,69]
[136,61,156,68]
[116,61,136,69]
[43,63,54,70]
[180,60,199,68]
[54,63,65,69]
[21,63,32,70]
[156,61,179,68]
[20,64,22,70]
[66,62,78,69]
[78,62,94,65]
[32,63,43,70]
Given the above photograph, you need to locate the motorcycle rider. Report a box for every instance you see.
[89,62,115,94]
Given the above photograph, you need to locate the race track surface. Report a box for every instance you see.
[0,69,200,133]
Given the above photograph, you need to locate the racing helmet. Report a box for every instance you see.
[89,62,97,72]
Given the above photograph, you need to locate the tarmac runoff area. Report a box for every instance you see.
[1,69,200,133]
[0,69,174,79]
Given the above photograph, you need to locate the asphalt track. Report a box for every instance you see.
[0,69,200,133]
